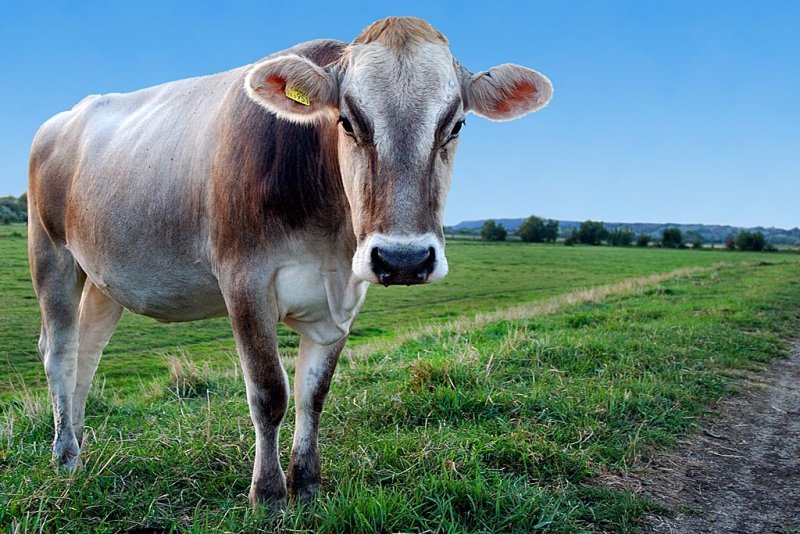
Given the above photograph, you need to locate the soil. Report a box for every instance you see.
[633,340,800,533]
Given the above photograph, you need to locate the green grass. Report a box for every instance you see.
[1,223,791,395]
[1,223,799,532]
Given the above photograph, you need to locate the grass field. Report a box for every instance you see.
[1,223,799,532]
[1,224,790,395]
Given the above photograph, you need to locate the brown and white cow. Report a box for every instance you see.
[28,17,551,508]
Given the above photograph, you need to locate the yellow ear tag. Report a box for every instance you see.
[285,87,311,106]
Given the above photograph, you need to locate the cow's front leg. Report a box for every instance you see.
[287,335,345,502]
[224,280,289,510]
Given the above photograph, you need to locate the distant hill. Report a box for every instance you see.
[448,218,800,245]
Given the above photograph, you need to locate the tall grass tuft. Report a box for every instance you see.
[163,349,213,398]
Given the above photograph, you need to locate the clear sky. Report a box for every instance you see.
[1,1,797,228]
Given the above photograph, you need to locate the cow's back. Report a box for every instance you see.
[30,68,241,240]
[29,68,245,319]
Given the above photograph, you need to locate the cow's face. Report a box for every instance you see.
[245,18,552,285]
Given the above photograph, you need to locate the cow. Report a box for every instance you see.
[28,16,552,508]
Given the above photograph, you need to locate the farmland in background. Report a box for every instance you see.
[2,224,791,396]
[1,223,799,532]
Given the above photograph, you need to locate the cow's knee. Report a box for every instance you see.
[247,377,289,427]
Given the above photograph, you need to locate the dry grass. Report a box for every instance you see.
[163,349,210,398]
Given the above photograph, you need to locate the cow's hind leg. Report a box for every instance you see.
[29,221,86,471]
[222,275,289,510]
[72,282,123,444]
[287,335,345,502]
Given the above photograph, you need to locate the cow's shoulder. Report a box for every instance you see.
[210,41,349,260]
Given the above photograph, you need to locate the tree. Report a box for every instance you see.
[577,220,608,245]
[543,219,560,243]
[0,205,13,225]
[724,234,736,250]
[0,195,27,225]
[519,215,546,243]
[750,231,765,251]
[17,192,27,220]
[691,236,703,249]
[564,228,578,246]
[481,219,507,242]
[661,227,683,248]
[736,230,765,251]
[636,234,651,247]
[495,224,507,242]
[607,227,634,247]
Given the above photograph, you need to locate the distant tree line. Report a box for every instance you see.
[447,217,800,247]
[472,216,782,252]
[480,219,508,241]
[479,216,560,243]
[518,216,559,243]
[725,230,769,251]
[0,194,27,224]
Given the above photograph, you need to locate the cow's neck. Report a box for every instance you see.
[211,85,352,263]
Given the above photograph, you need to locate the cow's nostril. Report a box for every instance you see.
[416,247,436,281]
[371,247,394,286]
[370,245,436,286]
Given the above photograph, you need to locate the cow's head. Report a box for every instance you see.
[244,17,552,285]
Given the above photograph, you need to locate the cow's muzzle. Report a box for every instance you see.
[371,245,436,286]
[351,232,448,285]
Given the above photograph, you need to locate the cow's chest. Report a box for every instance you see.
[274,263,369,346]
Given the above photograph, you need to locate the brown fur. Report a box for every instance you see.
[358,149,442,238]
[211,43,349,260]
[358,144,382,238]
[353,16,447,49]
[28,129,78,244]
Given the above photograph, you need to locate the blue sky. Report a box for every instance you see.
[1,1,798,228]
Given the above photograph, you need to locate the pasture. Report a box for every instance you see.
[1,223,799,532]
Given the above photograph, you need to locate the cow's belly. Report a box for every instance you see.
[68,240,227,322]
[275,263,369,346]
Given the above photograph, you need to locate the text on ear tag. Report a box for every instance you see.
[285,87,311,106]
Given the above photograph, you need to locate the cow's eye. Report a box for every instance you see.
[338,115,355,137]
[443,119,465,146]
[450,119,465,137]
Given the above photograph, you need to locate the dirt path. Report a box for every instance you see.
[637,340,800,533]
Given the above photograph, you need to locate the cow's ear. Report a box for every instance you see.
[464,64,552,122]
[245,54,338,124]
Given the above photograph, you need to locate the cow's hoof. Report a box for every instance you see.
[52,438,81,473]
[290,483,320,504]
[287,466,321,504]
[248,485,287,513]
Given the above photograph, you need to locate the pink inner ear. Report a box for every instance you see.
[267,75,286,96]
[494,81,538,114]
[263,74,315,111]
[254,74,287,103]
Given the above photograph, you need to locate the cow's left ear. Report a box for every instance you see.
[463,64,552,122]
[245,54,338,124]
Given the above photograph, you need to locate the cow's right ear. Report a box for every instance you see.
[245,54,338,124]
[463,64,552,122]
